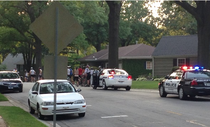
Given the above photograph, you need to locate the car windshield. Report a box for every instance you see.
[0,73,19,79]
[186,71,210,79]
[40,82,75,94]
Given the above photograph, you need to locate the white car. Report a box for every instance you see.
[95,69,132,91]
[28,79,86,119]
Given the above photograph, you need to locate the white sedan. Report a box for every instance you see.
[28,79,86,119]
[96,69,132,91]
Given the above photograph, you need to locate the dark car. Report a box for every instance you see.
[158,66,210,100]
[0,71,23,93]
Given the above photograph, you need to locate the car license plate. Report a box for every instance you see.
[205,83,210,86]
[8,86,13,89]
[118,81,124,83]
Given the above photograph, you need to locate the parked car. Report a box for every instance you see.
[0,71,23,93]
[159,66,210,100]
[93,68,132,91]
[28,79,86,119]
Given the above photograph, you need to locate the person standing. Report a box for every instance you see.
[67,66,73,82]
[38,67,43,80]
[78,66,83,85]
[74,67,79,86]
[90,67,94,86]
[24,70,29,82]
[30,67,36,82]
[84,65,91,87]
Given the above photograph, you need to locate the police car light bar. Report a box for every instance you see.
[181,65,204,70]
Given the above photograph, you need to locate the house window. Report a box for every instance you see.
[146,61,152,70]
[177,58,186,66]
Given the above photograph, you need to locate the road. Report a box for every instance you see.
[3,82,210,127]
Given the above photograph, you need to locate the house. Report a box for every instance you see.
[1,53,24,72]
[152,35,198,77]
[79,43,155,79]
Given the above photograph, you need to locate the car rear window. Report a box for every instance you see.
[108,70,126,75]
[186,71,210,79]
[0,73,19,79]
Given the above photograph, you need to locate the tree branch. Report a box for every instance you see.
[174,1,202,23]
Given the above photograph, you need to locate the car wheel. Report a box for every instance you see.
[78,113,85,117]
[19,86,23,92]
[92,85,97,89]
[126,86,130,91]
[37,105,44,120]
[102,81,107,90]
[159,85,167,97]
[28,100,35,114]
[179,87,187,100]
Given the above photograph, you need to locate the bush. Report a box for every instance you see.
[0,64,6,71]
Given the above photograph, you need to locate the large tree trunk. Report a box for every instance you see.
[106,1,122,68]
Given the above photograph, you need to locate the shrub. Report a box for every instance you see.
[0,64,6,71]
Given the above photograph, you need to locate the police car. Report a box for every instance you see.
[158,66,210,100]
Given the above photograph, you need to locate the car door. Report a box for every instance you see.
[29,82,39,109]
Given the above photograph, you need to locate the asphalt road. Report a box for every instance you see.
[3,82,210,127]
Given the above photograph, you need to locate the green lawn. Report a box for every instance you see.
[0,80,159,127]
[131,80,159,89]
[0,93,47,127]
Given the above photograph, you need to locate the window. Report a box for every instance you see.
[146,61,152,70]
[177,58,186,66]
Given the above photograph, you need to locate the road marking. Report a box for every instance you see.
[167,111,182,116]
[186,120,207,127]
[101,115,128,119]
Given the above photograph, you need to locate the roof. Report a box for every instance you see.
[79,43,155,62]
[152,35,198,57]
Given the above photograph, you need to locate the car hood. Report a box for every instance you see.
[39,93,84,102]
[0,79,22,82]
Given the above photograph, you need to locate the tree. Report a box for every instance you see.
[173,1,210,68]
[106,1,122,68]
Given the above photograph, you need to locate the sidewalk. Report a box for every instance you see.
[0,100,14,127]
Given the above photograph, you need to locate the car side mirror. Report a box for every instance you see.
[77,88,82,92]
[32,91,38,94]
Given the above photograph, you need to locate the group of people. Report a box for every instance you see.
[67,65,102,87]
[24,67,43,82]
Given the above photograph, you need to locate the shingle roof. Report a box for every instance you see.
[79,43,155,62]
[152,35,198,57]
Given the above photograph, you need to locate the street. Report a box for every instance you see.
[3,82,210,127]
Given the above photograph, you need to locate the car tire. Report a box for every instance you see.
[114,87,118,90]
[93,85,97,89]
[37,105,44,120]
[126,86,131,91]
[159,85,167,97]
[78,113,85,117]
[28,100,35,114]
[102,81,107,90]
[179,87,187,100]
[19,85,23,92]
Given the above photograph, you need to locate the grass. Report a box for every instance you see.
[0,93,47,127]
[0,106,47,127]
[0,93,8,101]
[0,80,159,127]
[131,80,159,89]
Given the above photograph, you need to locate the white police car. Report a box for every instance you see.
[159,66,210,100]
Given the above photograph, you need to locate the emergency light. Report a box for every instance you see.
[181,65,204,70]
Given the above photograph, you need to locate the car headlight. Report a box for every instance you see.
[41,102,54,106]
[74,99,85,104]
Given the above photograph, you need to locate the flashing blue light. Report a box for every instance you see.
[194,66,204,70]
[194,66,199,70]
